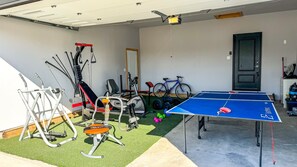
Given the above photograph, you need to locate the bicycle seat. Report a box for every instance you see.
[163,78,169,81]
[177,76,183,78]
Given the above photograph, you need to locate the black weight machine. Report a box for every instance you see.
[45,43,97,122]
[106,76,147,117]
[120,73,154,106]
[72,43,139,130]
[45,43,96,97]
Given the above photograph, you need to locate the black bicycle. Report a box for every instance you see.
[153,76,191,99]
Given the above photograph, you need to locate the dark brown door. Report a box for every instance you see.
[233,32,262,91]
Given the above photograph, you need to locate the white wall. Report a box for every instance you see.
[0,57,74,131]
[0,16,77,105]
[139,10,297,99]
[76,25,140,95]
[0,17,139,130]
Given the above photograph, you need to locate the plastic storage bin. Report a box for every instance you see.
[286,99,297,111]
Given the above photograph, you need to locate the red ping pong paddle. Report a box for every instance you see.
[219,107,231,114]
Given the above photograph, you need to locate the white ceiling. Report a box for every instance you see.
[0,0,287,28]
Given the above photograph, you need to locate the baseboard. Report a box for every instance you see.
[2,112,81,139]
[0,131,3,139]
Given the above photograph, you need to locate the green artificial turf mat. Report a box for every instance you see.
[0,100,182,167]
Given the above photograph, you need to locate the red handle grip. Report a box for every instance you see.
[75,43,93,47]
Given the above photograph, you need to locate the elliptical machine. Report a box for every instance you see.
[17,73,77,147]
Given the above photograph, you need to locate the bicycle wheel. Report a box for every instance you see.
[153,83,167,98]
[175,83,191,99]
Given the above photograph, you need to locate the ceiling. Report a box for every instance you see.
[0,0,297,29]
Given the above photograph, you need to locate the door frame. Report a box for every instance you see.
[232,32,262,91]
[125,48,140,90]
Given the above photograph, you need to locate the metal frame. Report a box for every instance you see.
[81,96,125,158]
[182,115,265,167]
[18,86,77,147]
[80,125,124,158]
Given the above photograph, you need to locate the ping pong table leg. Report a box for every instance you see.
[255,121,258,137]
[203,117,207,132]
[256,121,260,146]
[259,121,263,167]
[197,116,206,139]
[198,116,201,139]
[183,115,187,154]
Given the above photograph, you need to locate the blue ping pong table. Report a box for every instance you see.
[167,91,281,167]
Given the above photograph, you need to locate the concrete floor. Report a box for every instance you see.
[165,102,297,167]
[0,102,296,167]
[0,151,55,167]
[127,138,197,167]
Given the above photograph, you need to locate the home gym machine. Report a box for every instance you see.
[18,73,77,147]
[106,76,147,116]
[119,73,154,106]
[73,43,139,130]
[45,42,96,99]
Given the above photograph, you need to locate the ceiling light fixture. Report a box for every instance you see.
[97,18,102,21]
[136,2,141,6]
[152,10,181,25]
[77,12,82,15]
[51,5,56,8]
[168,15,181,25]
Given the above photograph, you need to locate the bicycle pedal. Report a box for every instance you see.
[45,135,56,141]
[49,131,67,137]
[129,117,138,123]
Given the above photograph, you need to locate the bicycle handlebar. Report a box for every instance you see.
[176,76,184,82]
[163,76,183,81]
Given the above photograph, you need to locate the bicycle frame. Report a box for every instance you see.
[163,79,181,93]
[153,76,191,99]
